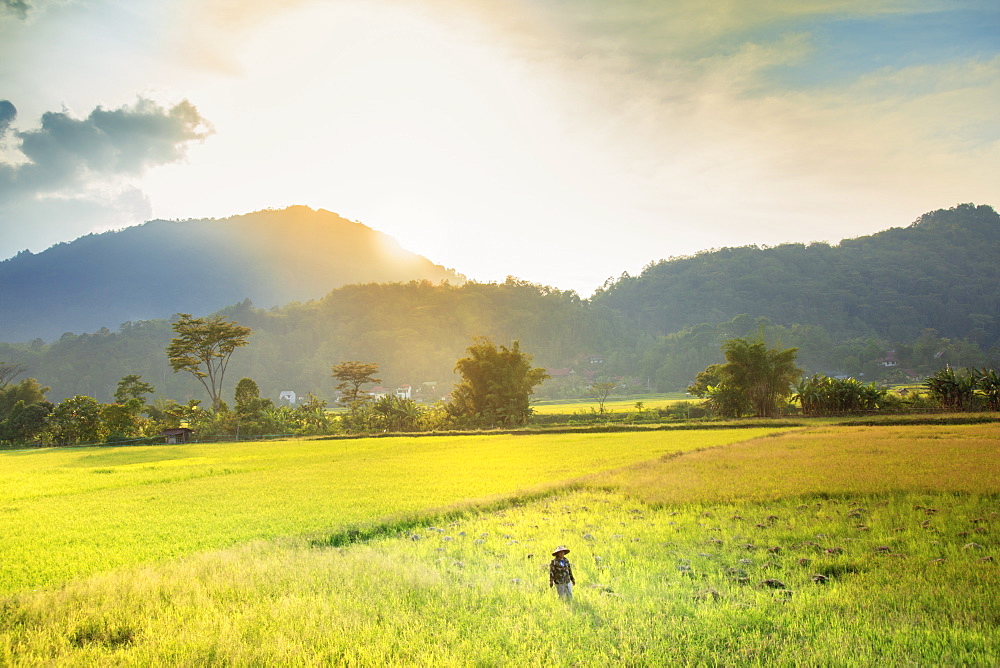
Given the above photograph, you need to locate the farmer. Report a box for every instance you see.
[549,546,576,601]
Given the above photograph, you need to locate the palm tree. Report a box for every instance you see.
[720,337,801,418]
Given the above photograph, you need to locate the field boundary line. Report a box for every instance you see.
[307,483,585,549]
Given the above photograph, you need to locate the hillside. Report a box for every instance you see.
[592,203,1000,344]
[0,206,462,342]
[1,203,997,403]
[0,280,597,403]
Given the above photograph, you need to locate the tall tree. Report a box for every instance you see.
[331,361,381,406]
[234,377,266,415]
[718,336,800,418]
[114,374,155,405]
[233,377,274,436]
[448,338,549,428]
[166,314,252,410]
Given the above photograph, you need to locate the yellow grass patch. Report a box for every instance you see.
[593,424,1000,504]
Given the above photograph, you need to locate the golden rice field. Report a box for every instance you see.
[1,422,998,665]
[594,423,1000,503]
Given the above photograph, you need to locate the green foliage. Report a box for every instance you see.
[113,374,155,405]
[8,204,1000,405]
[794,374,887,415]
[48,395,104,445]
[152,398,202,429]
[974,367,1000,411]
[0,377,49,419]
[331,361,381,407]
[166,314,252,410]
[686,363,724,398]
[704,336,800,418]
[289,394,335,435]
[703,382,752,419]
[923,367,978,411]
[923,366,1000,411]
[449,338,549,428]
[345,394,425,433]
[0,399,53,445]
[100,401,145,441]
[594,204,1000,344]
[234,377,271,416]
[233,377,276,437]
[187,404,236,439]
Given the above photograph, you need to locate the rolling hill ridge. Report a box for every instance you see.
[592,203,1000,344]
[0,206,462,342]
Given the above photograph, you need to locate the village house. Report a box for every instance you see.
[161,427,194,444]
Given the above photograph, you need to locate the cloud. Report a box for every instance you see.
[1,98,211,196]
[1,0,30,20]
[0,99,15,134]
[0,98,211,258]
[386,0,998,266]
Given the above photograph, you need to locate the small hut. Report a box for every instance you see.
[161,427,194,444]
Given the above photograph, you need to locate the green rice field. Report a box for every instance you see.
[0,428,785,595]
[1,423,998,665]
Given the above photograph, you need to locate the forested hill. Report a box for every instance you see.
[592,204,1000,344]
[2,203,998,403]
[0,206,462,342]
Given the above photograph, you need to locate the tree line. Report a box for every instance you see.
[3,317,997,446]
[2,282,995,411]
[0,317,549,446]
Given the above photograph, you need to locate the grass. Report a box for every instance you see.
[0,427,787,595]
[1,422,998,665]
[2,487,996,665]
[532,392,690,415]
[593,423,1000,504]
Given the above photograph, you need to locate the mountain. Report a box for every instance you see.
[1,203,997,404]
[591,203,1000,345]
[0,206,462,342]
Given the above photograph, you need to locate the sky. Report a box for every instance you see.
[1,0,998,295]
